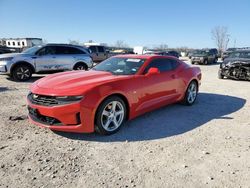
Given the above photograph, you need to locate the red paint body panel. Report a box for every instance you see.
[27,55,201,133]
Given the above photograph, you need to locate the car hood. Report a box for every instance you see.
[31,70,130,95]
[223,58,250,64]
[0,53,20,58]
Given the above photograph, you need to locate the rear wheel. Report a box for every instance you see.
[74,63,88,70]
[12,64,32,81]
[95,96,126,135]
[182,81,198,106]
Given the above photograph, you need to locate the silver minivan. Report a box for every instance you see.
[0,44,93,81]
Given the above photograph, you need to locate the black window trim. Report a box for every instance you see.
[143,57,179,74]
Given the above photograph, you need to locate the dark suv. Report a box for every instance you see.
[191,50,218,65]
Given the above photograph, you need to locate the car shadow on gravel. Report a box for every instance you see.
[0,87,9,92]
[55,93,246,142]
[6,75,45,83]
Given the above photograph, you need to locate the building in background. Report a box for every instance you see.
[0,38,42,49]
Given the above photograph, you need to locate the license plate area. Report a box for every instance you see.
[28,106,39,117]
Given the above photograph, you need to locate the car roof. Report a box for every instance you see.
[233,49,250,53]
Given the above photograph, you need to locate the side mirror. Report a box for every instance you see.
[145,67,160,76]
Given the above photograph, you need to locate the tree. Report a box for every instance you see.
[154,44,168,50]
[114,40,128,48]
[68,39,80,45]
[211,26,230,55]
[42,39,48,44]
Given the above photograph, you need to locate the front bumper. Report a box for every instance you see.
[191,57,204,64]
[27,99,95,133]
[0,65,7,72]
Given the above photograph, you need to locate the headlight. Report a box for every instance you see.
[0,57,14,62]
[56,96,84,103]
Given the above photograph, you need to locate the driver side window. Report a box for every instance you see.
[144,58,173,74]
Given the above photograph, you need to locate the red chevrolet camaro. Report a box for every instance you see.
[27,55,201,135]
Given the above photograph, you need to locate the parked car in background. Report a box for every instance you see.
[218,50,250,80]
[188,50,199,59]
[84,44,112,62]
[0,44,93,81]
[27,55,201,135]
[166,50,180,58]
[208,48,219,58]
[144,50,180,58]
[222,48,237,61]
[191,50,217,65]
[0,46,12,54]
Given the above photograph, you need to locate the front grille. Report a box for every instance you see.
[28,93,59,106]
[28,108,62,126]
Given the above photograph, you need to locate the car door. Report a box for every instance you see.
[96,46,106,61]
[53,46,74,70]
[34,46,57,72]
[137,58,181,113]
[88,46,98,62]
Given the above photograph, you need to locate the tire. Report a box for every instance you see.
[182,81,198,106]
[191,61,195,65]
[12,64,32,81]
[95,96,127,135]
[74,63,88,70]
[203,59,208,65]
[218,70,224,79]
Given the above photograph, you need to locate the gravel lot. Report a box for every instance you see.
[0,60,250,188]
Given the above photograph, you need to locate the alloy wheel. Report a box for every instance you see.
[16,67,31,80]
[187,82,197,104]
[101,101,125,132]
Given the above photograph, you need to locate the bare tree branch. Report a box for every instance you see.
[114,40,128,48]
[154,44,168,51]
[211,26,230,55]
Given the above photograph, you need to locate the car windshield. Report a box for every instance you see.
[229,51,250,58]
[193,51,208,55]
[22,46,41,54]
[92,57,145,75]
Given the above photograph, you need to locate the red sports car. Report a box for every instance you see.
[27,55,201,135]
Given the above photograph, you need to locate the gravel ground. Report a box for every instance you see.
[0,61,250,188]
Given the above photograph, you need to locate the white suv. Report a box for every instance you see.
[0,44,93,81]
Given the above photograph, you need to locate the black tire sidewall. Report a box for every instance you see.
[204,59,208,65]
[183,81,198,106]
[74,63,88,70]
[95,96,127,135]
[13,65,32,81]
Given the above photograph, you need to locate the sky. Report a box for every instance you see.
[0,0,250,48]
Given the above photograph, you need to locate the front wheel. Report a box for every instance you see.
[12,65,32,81]
[203,59,208,65]
[218,70,224,79]
[182,81,198,106]
[95,96,127,135]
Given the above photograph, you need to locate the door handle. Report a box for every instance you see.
[171,74,176,79]
[52,56,56,58]
[31,56,37,59]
